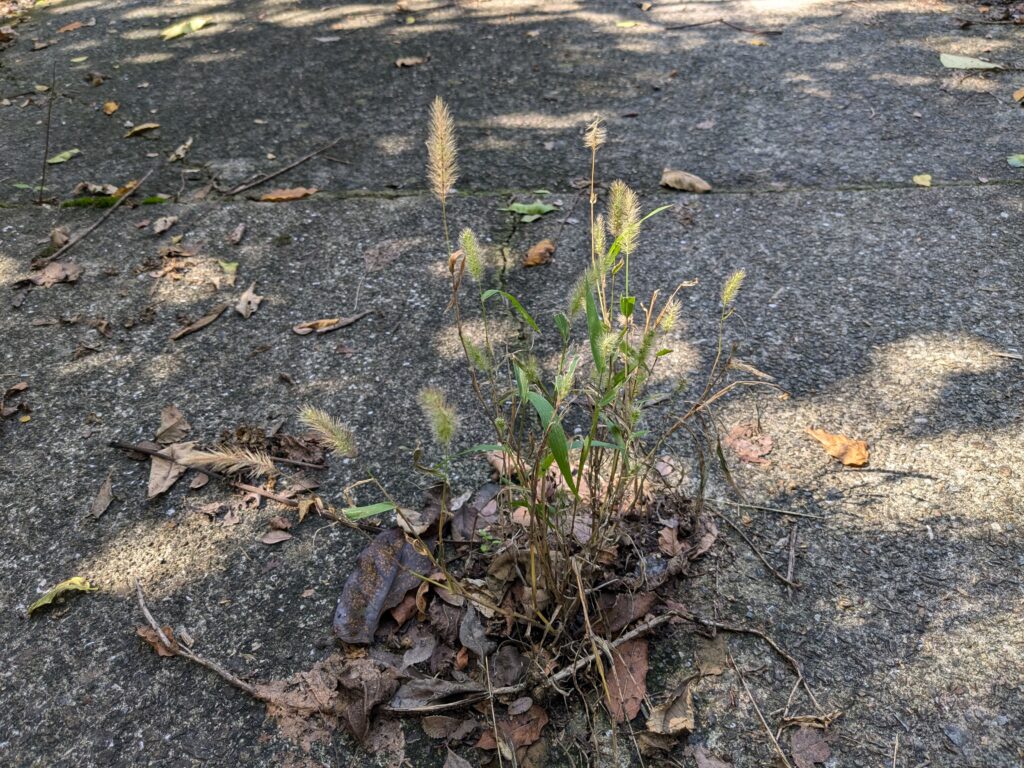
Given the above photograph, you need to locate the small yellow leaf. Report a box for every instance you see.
[912,174,932,187]
[103,100,119,115]
[28,577,96,616]
[748,38,769,46]
[616,20,638,28]
[19,414,31,423]
[70,56,88,63]
[162,16,208,41]
[47,148,80,164]
[260,187,318,202]
[124,122,160,138]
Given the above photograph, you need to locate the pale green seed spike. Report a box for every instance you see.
[721,269,746,308]
[418,387,459,447]
[459,228,484,282]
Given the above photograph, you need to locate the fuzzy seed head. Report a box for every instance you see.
[299,404,357,456]
[183,448,276,478]
[583,118,606,151]
[659,298,681,333]
[419,387,459,447]
[607,180,640,256]
[427,96,459,202]
[594,214,608,267]
[721,269,746,308]
[459,228,484,282]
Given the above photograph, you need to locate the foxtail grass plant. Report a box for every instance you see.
[420,98,754,650]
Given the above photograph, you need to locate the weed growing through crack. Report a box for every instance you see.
[419,101,754,732]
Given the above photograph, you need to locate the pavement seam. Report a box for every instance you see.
[3,178,1022,209]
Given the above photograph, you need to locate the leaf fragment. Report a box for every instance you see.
[605,638,648,722]
[1007,154,1024,168]
[262,530,293,545]
[46,148,80,164]
[28,577,96,616]
[30,260,82,287]
[660,169,711,193]
[646,675,696,735]
[152,215,178,234]
[155,404,191,444]
[235,282,263,318]
[260,187,317,202]
[804,427,869,467]
[939,53,1000,70]
[137,625,179,656]
[523,238,555,267]
[102,100,119,115]
[124,123,160,138]
[167,136,193,163]
[292,311,370,335]
[790,726,832,768]
[395,56,426,67]
[912,174,932,187]
[162,17,208,41]
[147,441,199,497]
[170,303,229,340]
[89,471,114,518]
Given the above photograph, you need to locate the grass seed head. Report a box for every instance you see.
[427,96,459,203]
[418,387,459,448]
[298,404,357,456]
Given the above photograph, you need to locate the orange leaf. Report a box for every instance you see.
[804,428,869,467]
[260,187,317,202]
[523,238,555,267]
[137,625,178,656]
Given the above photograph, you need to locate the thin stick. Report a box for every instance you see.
[134,578,267,700]
[38,63,55,205]
[712,508,799,588]
[732,655,794,768]
[46,168,154,262]
[704,497,825,520]
[892,734,899,768]
[786,524,797,600]
[226,136,343,196]
[664,18,782,35]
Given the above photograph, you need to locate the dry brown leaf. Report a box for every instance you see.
[1014,87,1024,103]
[58,21,84,33]
[50,226,70,248]
[395,56,426,67]
[605,638,648,723]
[155,404,190,444]
[475,704,549,750]
[723,422,773,464]
[147,441,198,498]
[658,526,684,557]
[228,223,246,245]
[89,471,114,518]
[646,675,696,735]
[292,311,370,335]
[170,303,229,340]
[269,515,292,530]
[102,100,119,115]
[262,530,293,545]
[235,282,263,318]
[523,238,556,267]
[660,169,712,193]
[137,625,179,656]
[260,187,317,202]
[30,261,82,288]
[688,745,733,768]
[124,122,160,138]
[189,472,209,489]
[790,726,832,768]
[804,427,869,466]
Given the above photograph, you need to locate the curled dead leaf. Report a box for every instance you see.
[124,122,160,138]
[523,239,556,267]
[137,625,179,656]
[292,311,370,335]
[260,187,317,202]
[804,427,869,467]
[605,638,648,723]
[170,303,229,340]
[89,471,114,519]
[646,675,696,735]
[262,530,293,545]
[30,261,82,288]
[152,215,178,235]
[660,169,711,193]
[235,282,263,318]
[395,56,427,67]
